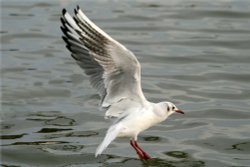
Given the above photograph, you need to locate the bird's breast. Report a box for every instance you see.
[118,108,162,137]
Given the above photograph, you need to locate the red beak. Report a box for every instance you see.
[175,109,184,114]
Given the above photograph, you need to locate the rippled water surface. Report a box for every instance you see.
[1,0,250,166]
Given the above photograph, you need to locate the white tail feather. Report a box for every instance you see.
[95,124,123,157]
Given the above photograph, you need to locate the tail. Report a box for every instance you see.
[95,124,123,157]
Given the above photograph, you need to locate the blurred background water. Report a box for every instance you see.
[1,0,250,166]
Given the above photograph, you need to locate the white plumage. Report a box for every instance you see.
[61,6,184,160]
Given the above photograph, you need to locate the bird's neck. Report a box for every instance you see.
[151,102,169,122]
[132,101,169,129]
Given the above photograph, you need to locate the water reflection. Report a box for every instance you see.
[0,134,26,140]
[164,151,189,159]
[102,155,205,167]
[6,141,69,146]
[143,136,161,142]
[37,128,72,133]
[45,116,77,126]
[228,142,250,152]
[43,144,84,153]
[142,158,205,167]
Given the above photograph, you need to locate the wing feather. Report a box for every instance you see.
[61,6,147,117]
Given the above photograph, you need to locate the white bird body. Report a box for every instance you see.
[117,103,158,138]
[61,6,184,160]
[117,102,167,137]
[96,102,169,156]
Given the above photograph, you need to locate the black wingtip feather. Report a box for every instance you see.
[62,8,67,15]
[73,17,79,24]
[71,54,80,61]
[60,26,67,35]
[62,37,76,52]
[60,25,67,32]
[66,45,73,52]
[61,27,79,42]
[62,36,69,43]
[60,17,66,25]
[74,8,78,15]
[77,5,80,10]
[60,26,64,32]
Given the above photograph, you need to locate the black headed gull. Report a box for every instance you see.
[60,6,184,160]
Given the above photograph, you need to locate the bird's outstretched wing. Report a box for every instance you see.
[61,6,147,117]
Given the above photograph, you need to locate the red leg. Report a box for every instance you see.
[134,140,152,160]
[130,139,144,160]
[130,139,152,160]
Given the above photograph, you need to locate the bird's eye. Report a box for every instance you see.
[172,106,175,110]
[167,106,170,111]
